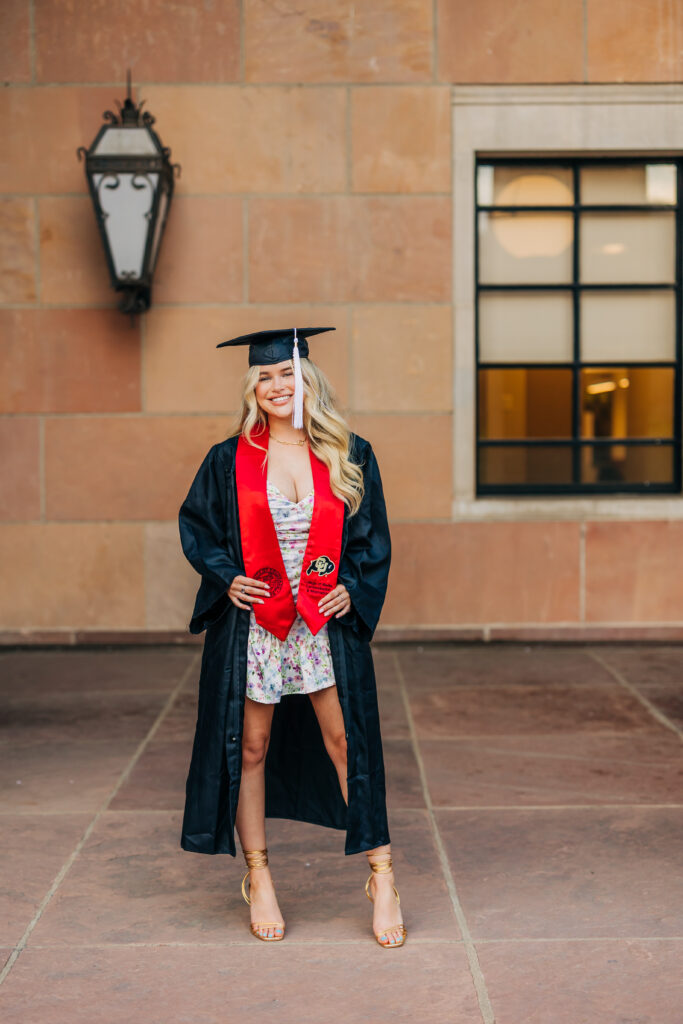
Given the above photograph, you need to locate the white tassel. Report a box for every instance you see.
[292,328,304,429]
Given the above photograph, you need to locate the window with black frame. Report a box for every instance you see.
[475,158,681,495]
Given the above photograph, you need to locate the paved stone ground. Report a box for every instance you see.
[0,643,682,1023]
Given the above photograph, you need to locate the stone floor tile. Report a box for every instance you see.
[589,644,683,689]
[634,686,683,728]
[420,732,683,807]
[437,807,683,939]
[588,646,683,728]
[0,814,91,945]
[376,680,410,739]
[28,810,459,947]
[109,739,188,811]
[0,943,477,1024]
[476,938,683,1024]
[397,643,617,689]
[0,648,197,696]
[383,738,423,807]
[371,644,403,684]
[2,740,138,812]
[150,685,199,740]
[409,682,658,739]
[26,811,242,947]
[1,948,15,968]
[1,691,168,746]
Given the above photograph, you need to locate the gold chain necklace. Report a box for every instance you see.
[270,434,307,447]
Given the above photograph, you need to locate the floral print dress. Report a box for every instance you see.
[246,481,337,704]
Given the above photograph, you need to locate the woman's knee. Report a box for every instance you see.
[241,732,269,769]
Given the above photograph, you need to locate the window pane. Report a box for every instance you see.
[479,211,573,284]
[581,367,675,439]
[580,212,675,284]
[581,444,674,485]
[580,164,676,205]
[479,369,573,439]
[581,290,675,362]
[479,446,573,486]
[477,165,574,206]
[479,291,574,362]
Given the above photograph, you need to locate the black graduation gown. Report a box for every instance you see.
[177,432,392,857]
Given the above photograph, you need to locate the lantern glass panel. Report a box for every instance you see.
[94,171,159,280]
[149,186,170,273]
[92,127,158,156]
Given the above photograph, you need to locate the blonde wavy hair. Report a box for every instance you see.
[231,358,365,515]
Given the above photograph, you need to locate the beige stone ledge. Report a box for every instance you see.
[452,84,683,106]
[453,498,683,522]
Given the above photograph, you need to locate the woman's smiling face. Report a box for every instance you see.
[254,360,295,420]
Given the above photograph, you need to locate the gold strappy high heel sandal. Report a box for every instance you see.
[365,853,407,948]
[241,848,285,942]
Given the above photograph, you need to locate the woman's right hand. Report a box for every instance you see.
[227,575,271,610]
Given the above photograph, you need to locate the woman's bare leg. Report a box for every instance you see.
[309,686,404,945]
[235,697,283,938]
[308,684,348,804]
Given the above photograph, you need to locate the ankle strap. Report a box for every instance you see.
[243,848,268,869]
[366,853,393,874]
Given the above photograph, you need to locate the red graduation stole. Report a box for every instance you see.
[235,426,345,641]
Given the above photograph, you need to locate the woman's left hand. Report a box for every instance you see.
[318,583,351,619]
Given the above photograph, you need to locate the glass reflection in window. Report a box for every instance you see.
[479,369,573,440]
[580,164,676,205]
[477,165,574,206]
[581,445,673,486]
[581,367,674,440]
[479,446,573,486]
[479,211,573,284]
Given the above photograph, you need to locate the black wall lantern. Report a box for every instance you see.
[77,72,180,316]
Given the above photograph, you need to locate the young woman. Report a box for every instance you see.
[178,327,405,948]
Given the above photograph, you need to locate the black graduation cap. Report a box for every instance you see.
[216,327,335,366]
[216,327,336,429]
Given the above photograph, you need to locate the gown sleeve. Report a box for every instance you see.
[337,441,391,641]
[178,442,243,634]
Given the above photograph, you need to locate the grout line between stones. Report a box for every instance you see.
[239,0,245,82]
[28,0,36,84]
[432,0,438,82]
[397,738,681,765]
[582,0,588,83]
[579,521,586,621]
[15,934,683,949]
[587,649,683,744]
[427,803,683,811]
[449,91,458,512]
[38,413,45,521]
[393,651,495,1024]
[345,86,352,193]
[0,651,201,988]
[0,191,453,200]
[32,195,41,302]
[4,801,681,818]
[242,198,249,301]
